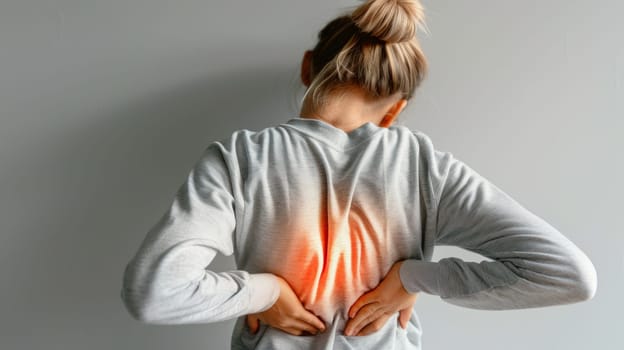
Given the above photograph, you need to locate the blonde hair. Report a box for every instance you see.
[302,0,429,114]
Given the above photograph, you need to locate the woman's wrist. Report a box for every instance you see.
[248,273,281,313]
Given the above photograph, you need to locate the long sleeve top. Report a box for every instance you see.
[120,116,598,349]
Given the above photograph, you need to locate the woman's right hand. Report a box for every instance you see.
[246,275,326,336]
[345,260,419,336]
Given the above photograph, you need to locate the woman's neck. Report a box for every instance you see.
[299,88,400,132]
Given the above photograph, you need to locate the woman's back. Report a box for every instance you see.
[230,117,430,348]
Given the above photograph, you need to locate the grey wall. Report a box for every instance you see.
[1,0,621,349]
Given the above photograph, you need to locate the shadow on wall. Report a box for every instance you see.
[3,63,303,345]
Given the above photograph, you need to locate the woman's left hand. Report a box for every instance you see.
[344,260,419,336]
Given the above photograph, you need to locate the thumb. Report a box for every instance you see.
[246,314,260,334]
[348,289,377,319]
[398,306,413,329]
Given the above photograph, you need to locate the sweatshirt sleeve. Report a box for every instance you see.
[120,141,280,324]
[399,148,598,310]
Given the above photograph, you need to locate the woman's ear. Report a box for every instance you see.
[379,99,408,127]
[301,50,313,87]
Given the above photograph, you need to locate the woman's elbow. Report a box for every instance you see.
[121,286,173,324]
[567,251,598,302]
[120,263,159,323]
[119,284,158,323]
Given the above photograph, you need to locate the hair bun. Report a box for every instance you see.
[351,0,426,43]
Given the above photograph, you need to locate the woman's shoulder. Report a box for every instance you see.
[386,124,454,162]
[388,124,437,147]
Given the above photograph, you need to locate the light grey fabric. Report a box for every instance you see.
[120,116,597,349]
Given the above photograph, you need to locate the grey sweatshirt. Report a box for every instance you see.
[120,116,597,349]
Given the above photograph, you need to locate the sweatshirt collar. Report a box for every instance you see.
[281,116,383,149]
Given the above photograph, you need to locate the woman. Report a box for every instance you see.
[120,0,598,349]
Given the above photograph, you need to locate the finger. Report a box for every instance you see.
[299,310,326,332]
[247,314,259,334]
[357,313,391,336]
[398,306,413,329]
[345,302,383,336]
[289,318,321,335]
[281,326,305,336]
[348,291,375,319]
